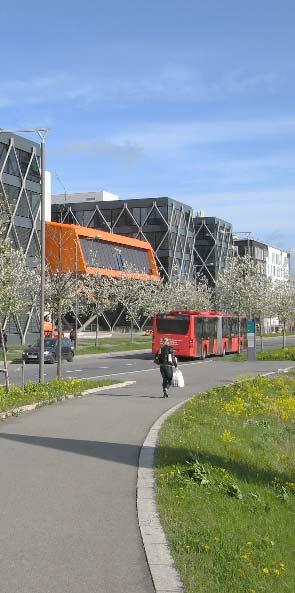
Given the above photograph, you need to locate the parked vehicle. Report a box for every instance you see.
[152,310,247,359]
[145,329,153,336]
[22,338,74,364]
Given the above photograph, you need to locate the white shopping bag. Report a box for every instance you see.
[172,368,184,388]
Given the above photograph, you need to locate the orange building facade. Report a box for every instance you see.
[45,221,160,281]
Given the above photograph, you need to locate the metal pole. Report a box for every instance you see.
[39,136,46,383]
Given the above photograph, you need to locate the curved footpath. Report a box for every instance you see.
[0,359,293,593]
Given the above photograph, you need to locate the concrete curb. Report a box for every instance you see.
[0,380,136,421]
[137,399,190,593]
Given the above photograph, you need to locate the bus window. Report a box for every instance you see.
[240,318,247,335]
[156,315,189,335]
[195,317,203,338]
[222,317,230,338]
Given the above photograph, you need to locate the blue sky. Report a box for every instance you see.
[1,0,294,259]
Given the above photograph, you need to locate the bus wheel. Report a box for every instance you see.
[201,347,207,360]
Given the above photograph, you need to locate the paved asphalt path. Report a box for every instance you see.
[2,334,295,388]
[0,348,294,592]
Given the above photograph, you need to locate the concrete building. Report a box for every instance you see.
[193,213,235,285]
[234,237,290,282]
[52,194,195,282]
[266,245,290,282]
[235,236,290,332]
[0,132,43,342]
[234,238,268,275]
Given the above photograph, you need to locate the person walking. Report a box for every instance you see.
[155,337,177,398]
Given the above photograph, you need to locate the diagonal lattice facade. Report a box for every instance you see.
[0,132,41,343]
[52,197,195,282]
[193,216,235,286]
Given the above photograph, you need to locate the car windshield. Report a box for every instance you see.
[33,339,56,348]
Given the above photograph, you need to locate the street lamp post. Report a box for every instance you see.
[0,128,49,383]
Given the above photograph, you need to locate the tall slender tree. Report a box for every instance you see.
[0,239,39,390]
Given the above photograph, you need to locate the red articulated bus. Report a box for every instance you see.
[152,310,247,359]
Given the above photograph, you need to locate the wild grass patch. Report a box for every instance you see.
[155,374,295,593]
[258,346,295,361]
[0,378,117,413]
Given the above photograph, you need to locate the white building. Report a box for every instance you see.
[52,190,119,205]
[265,245,290,332]
[266,245,290,282]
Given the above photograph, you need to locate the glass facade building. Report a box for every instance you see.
[0,132,41,342]
[193,216,235,285]
[52,197,195,282]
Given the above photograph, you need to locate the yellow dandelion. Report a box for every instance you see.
[246,541,253,546]
[262,567,269,575]
[204,544,210,551]
[273,569,280,576]
[213,537,220,542]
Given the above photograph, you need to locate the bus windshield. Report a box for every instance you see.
[156,315,190,335]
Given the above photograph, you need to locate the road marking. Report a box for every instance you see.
[66,370,82,373]
[80,360,213,380]
[126,363,134,366]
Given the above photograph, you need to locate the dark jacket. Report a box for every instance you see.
[157,345,177,367]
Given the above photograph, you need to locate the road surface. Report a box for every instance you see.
[2,333,295,388]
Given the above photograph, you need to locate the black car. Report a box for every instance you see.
[22,338,74,364]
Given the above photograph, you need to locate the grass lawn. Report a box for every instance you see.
[0,377,118,414]
[222,346,295,362]
[75,336,152,355]
[262,332,295,338]
[155,373,295,593]
[258,346,295,361]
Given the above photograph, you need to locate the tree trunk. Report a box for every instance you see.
[57,307,62,379]
[283,320,286,349]
[130,319,133,344]
[95,314,99,348]
[51,310,54,337]
[259,316,263,352]
[0,322,9,392]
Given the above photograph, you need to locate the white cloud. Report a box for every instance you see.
[0,65,282,109]
[64,141,142,160]
[112,117,295,154]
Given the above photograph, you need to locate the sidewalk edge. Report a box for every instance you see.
[137,399,189,593]
[0,380,136,421]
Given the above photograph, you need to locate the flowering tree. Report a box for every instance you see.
[251,275,275,351]
[271,280,295,348]
[215,255,261,352]
[113,274,149,341]
[0,239,39,390]
[80,275,119,346]
[45,270,78,378]
[167,276,213,311]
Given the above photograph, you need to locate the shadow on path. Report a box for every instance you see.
[0,433,290,486]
